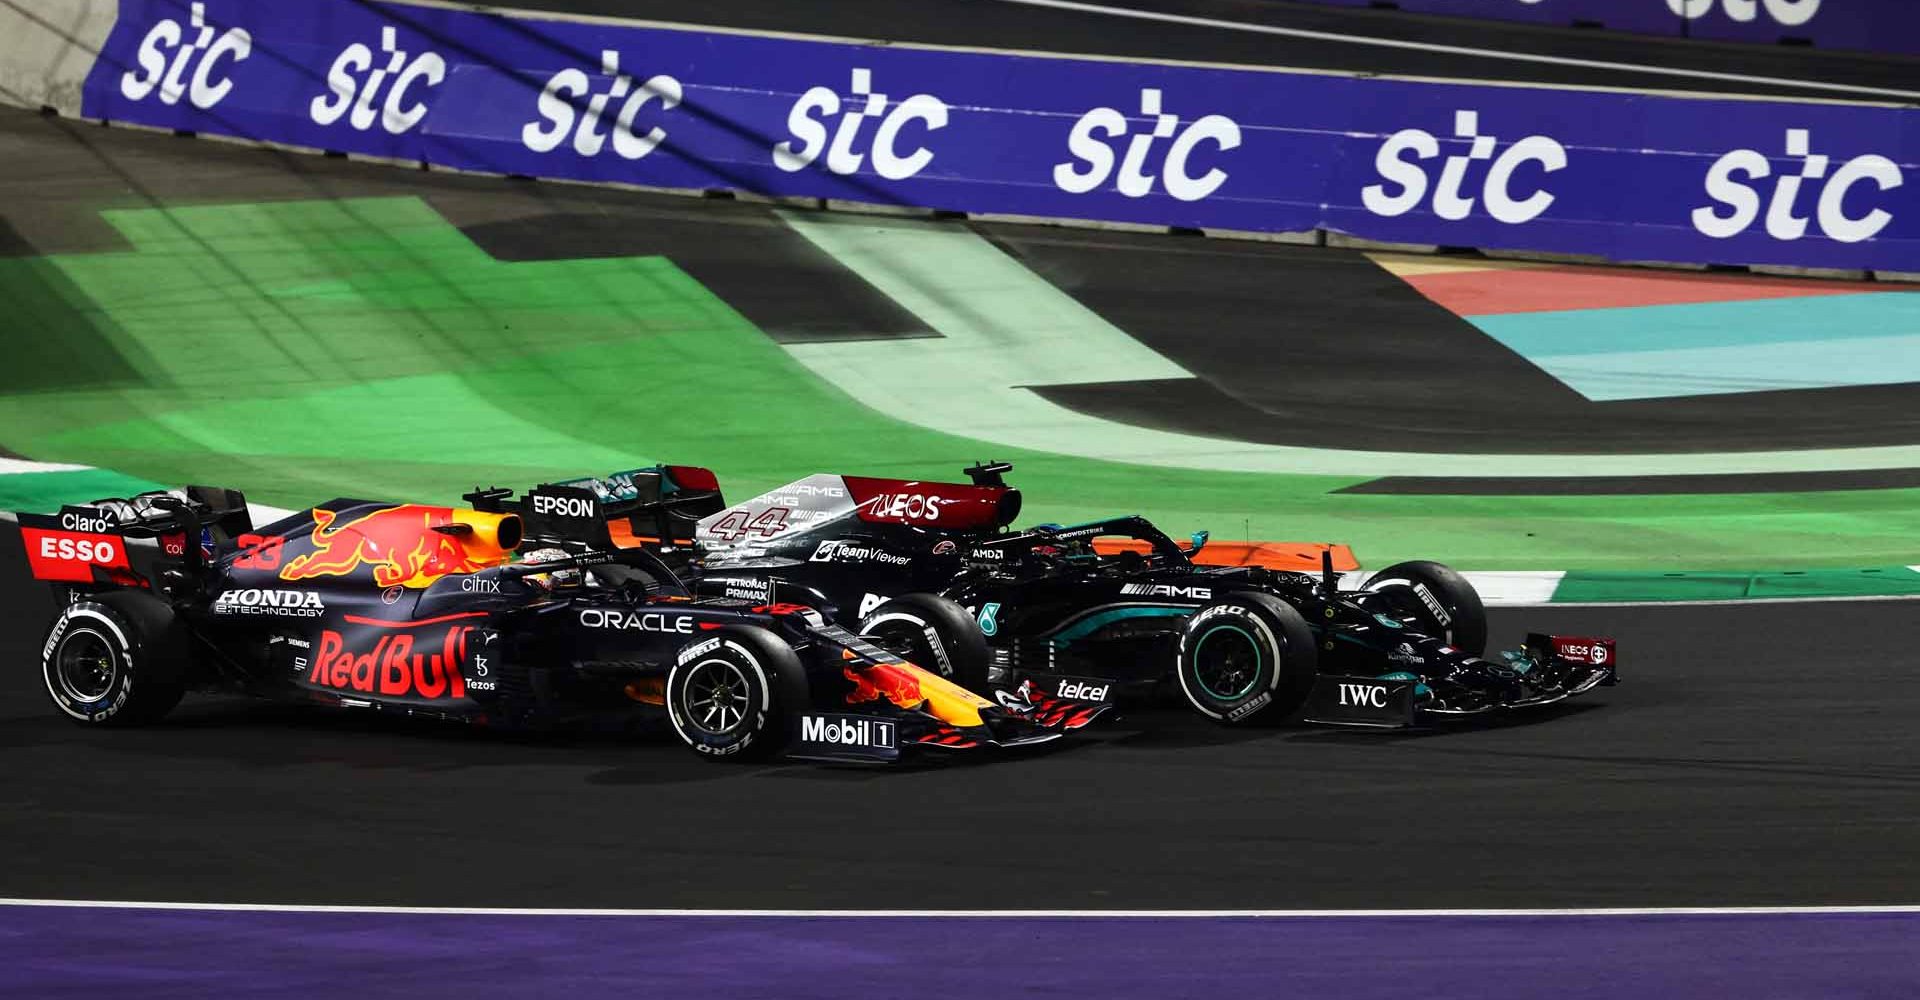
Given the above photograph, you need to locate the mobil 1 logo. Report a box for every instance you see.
[791,714,900,762]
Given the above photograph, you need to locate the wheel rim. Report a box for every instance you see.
[1193,625,1263,701]
[55,628,119,704]
[681,658,753,736]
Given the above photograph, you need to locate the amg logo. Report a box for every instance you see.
[1338,683,1389,708]
[785,484,846,497]
[213,588,326,618]
[1120,583,1211,600]
[1055,680,1110,701]
[532,493,593,518]
[798,715,896,749]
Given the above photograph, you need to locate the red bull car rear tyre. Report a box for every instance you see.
[856,593,990,693]
[664,626,809,761]
[41,593,188,726]
[1362,561,1488,656]
[1173,592,1317,725]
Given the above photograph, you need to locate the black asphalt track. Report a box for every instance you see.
[5,561,1920,908]
[501,0,1920,103]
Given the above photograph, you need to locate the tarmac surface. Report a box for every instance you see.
[3,563,1918,909]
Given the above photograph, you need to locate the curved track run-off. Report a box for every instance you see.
[4,588,1917,910]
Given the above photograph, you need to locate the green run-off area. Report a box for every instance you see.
[3,196,1917,572]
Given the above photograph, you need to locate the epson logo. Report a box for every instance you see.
[578,609,694,634]
[523,50,682,160]
[309,26,445,134]
[532,493,594,518]
[1694,129,1900,245]
[214,588,325,618]
[1054,88,1240,203]
[1363,110,1567,226]
[60,511,115,534]
[775,68,949,181]
[1055,680,1111,702]
[120,2,252,110]
[1337,683,1389,708]
[1120,583,1212,600]
[798,715,896,749]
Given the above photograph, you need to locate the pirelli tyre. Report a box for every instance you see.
[665,626,809,762]
[1364,560,1488,656]
[1173,592,1316,725]
[41,593,189,725]
[856,593,991,693]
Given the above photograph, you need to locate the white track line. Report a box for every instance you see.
[2,898,1918,917]
[984,0,1920,103]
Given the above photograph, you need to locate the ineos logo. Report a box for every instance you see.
[120,2,251,110]
[309,26,446,134]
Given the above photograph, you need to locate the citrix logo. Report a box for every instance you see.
[120,2,251,110]
[310,27,445,134]
[523,50,683,159]
[1362,110,1567,225]
[774,68,949,180]
[1693,129,1901,245]
[1053,89,1240,203]
[1669,0,1820,26]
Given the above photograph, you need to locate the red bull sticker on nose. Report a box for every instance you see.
[279,504,494,588]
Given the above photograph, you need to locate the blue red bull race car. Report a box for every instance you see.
[3,484,1103,763]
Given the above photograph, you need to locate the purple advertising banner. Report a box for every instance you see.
[1294,0,1920,55]
[80,0,1920,274]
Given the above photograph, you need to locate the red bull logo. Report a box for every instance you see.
[279,505,513,588]
[844,661,926,710]
[311,625,471,699]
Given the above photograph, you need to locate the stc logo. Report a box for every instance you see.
[120,2,250,110]
[774,68,949,180]
[523,50,683,159]
[1668,0,1820,26]
[1362,110,1567,225]
[309,27,444,134]
[1693,129,1902,245]
[1054,89,1240,202]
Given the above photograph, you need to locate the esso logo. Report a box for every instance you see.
[119,2,251,110]
[39,536,118,565]
[1362,110,1567,226]
[523,50,682,160]
[310,27,445,134]
[774,68,949,181]
[1053,89,1241,203]
[1668,0,1820,26]
[1693,129,1901,245]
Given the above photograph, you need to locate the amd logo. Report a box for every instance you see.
[1337,683,1389,708]
[1120,583,1212,600]
[532,493,594,518]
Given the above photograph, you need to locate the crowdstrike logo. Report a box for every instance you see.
[522,50,683,159]
[1693,129,1901,245]
[309,27,446,134]
[774,68,949,180]
[1362,110,1567,225]
[119,2,251,110]
[1669,0,1820,26]
[1053,89,1241,203]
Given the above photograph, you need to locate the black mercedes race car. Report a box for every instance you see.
[5,483,1098,764]
[529,463,1617,729]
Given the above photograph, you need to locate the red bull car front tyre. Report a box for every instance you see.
[664,625,811,761]
[1173,592,1317,725]
[41,592,189,726]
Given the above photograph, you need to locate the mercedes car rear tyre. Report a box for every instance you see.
[1173,592,1316,725]
[857,593,991,693]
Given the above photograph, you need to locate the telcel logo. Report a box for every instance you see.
[1053,89,1241,203]
[310,26,445,134]
[774,68,949,180]
[1363,110,1567,225]
[1055,680,1110,701]
[1693,129,1901,245]
[523,50,683,159]
[1668,0,1820,26]
[120,2,251,110]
